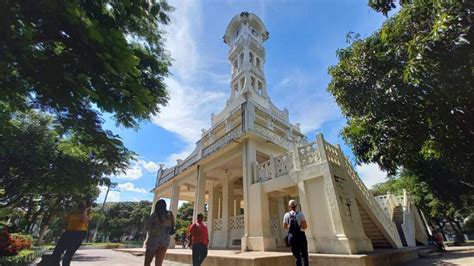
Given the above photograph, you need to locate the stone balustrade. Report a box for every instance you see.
[341,155,402,247]
[202,125,242,157]
[256,141,321,182]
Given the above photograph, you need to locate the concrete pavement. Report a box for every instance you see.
[70,249,189,266]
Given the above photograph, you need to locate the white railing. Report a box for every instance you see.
[275,153,293,177]
[177,154,199,173]
[257,152,293,182]
[297,142,321,166]
[341,155,402,247]
[256,141,323,183]
[203,125,242,157]
[257,160,272,181]
[324,142,341,166]
[386,192,400,220]
[158,167,176,186]
[253,123,293,151]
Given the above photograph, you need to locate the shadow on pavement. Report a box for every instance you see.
[72,255,108,262]
[403,249,474,265]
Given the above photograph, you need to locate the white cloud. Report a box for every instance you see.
[115,159,161,180]
[152,78,225,144]
[355,163,388,189]
[139,160,160,173]
[165,0,202,80]
[116,164,143,180]
[272,70,342,134]
[116,182,148,193]
[98,186,121,203]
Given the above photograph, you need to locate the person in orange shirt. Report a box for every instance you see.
[51,199,92,266]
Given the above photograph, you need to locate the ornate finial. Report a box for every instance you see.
[240,11,250,18]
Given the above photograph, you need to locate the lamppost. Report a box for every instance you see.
[92,183,115,242]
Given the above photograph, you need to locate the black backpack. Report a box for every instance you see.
[287,212,303,246]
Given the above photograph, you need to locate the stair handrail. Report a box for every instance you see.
[385,192,399,220]
[338,152,402,248]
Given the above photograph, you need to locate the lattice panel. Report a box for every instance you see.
[229,215,244,230]
[213,219,223,232]
[270,216,279,231]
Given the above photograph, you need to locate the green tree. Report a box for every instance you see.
[328,0,474,197]
[98,201,151,241]
[371,169,471,243]
[0,0,172,171]
[0,111,112,244]
[175,202,193,239]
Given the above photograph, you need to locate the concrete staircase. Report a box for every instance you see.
[393,206,408,247]
[374,191,430,247]
[358,201,392,249]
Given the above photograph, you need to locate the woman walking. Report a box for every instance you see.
[145,199,175,266]
[51,199,92,266]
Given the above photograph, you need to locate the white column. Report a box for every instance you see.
[193,166,206,222]
[169,182,180,248]
[277,198,286,243]
[207,181,215,245]
[221,176,234,247]
[241,139,275,251]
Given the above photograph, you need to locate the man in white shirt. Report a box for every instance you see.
[283,199,309,266]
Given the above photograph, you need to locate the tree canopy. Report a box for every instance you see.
[328,0,474,198]
[97,201,151,241]
[0,0,172,172]
[371,169,472,241]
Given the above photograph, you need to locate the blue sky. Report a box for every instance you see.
[98,0,395,203]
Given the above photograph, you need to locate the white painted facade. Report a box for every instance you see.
[152,12,427,254]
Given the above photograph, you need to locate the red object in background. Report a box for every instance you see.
[0,229,32,256]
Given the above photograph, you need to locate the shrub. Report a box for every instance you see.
[0,248,45,265]
[10,233,33,251]
[0,229,16,256]
[0,230,33,256]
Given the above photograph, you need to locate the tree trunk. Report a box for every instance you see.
[435,220,447,240]
[36,213,52,245]
[23,198,35,231]
[449,220,465,245]
[27,206,44,234]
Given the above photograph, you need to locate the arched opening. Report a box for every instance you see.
[256,57,261,69]
[240,77,245,91]
[233,59,238,73]
[249,52,254,65]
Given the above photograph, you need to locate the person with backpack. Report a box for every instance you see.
[189,213,209,266]
[283,199,309,266]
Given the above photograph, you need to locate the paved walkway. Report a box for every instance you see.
[404,246,474,266]
[68,246,474,265]
[71,249,189,266]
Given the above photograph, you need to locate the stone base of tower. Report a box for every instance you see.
[316,235,374,254]
[116,246,423,266]
[241,236,276,252]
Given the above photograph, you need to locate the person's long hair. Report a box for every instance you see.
[154,199,167,222]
